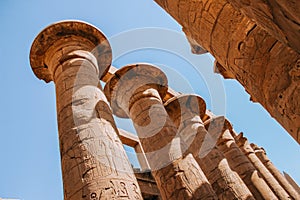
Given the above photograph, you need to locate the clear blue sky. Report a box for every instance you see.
[0,1,299,199]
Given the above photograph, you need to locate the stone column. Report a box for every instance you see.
[29,21,142,200]
[251,143,300,199]
[154,0,300,144]
[283,172,300,195]
[204,116,278,199]
[104,64,218,200]
[235,133,291,199]
[164,94,254,200]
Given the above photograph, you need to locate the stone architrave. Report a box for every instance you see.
[236,133,291,199]
[30,21,142,200]
[154,0,300,144]
[251,143,300,199]
[164,94,254,200]
[104,64,218,200]
[204,116,278,199]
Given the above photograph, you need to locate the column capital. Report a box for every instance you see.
[104,63,168,118]
[251,143,267,155]
[30,20,112,83]
[204,116,233,142]
[164,94,206,126]
[235,132,255,155]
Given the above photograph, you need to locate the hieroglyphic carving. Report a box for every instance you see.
[89,181,141,199]
[224,0,300,53]
[155,154,217,199]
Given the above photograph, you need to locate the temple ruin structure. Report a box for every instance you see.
[30,20,299,199]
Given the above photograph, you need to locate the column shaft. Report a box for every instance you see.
[56,57,141,199]
[283,172,300,195]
